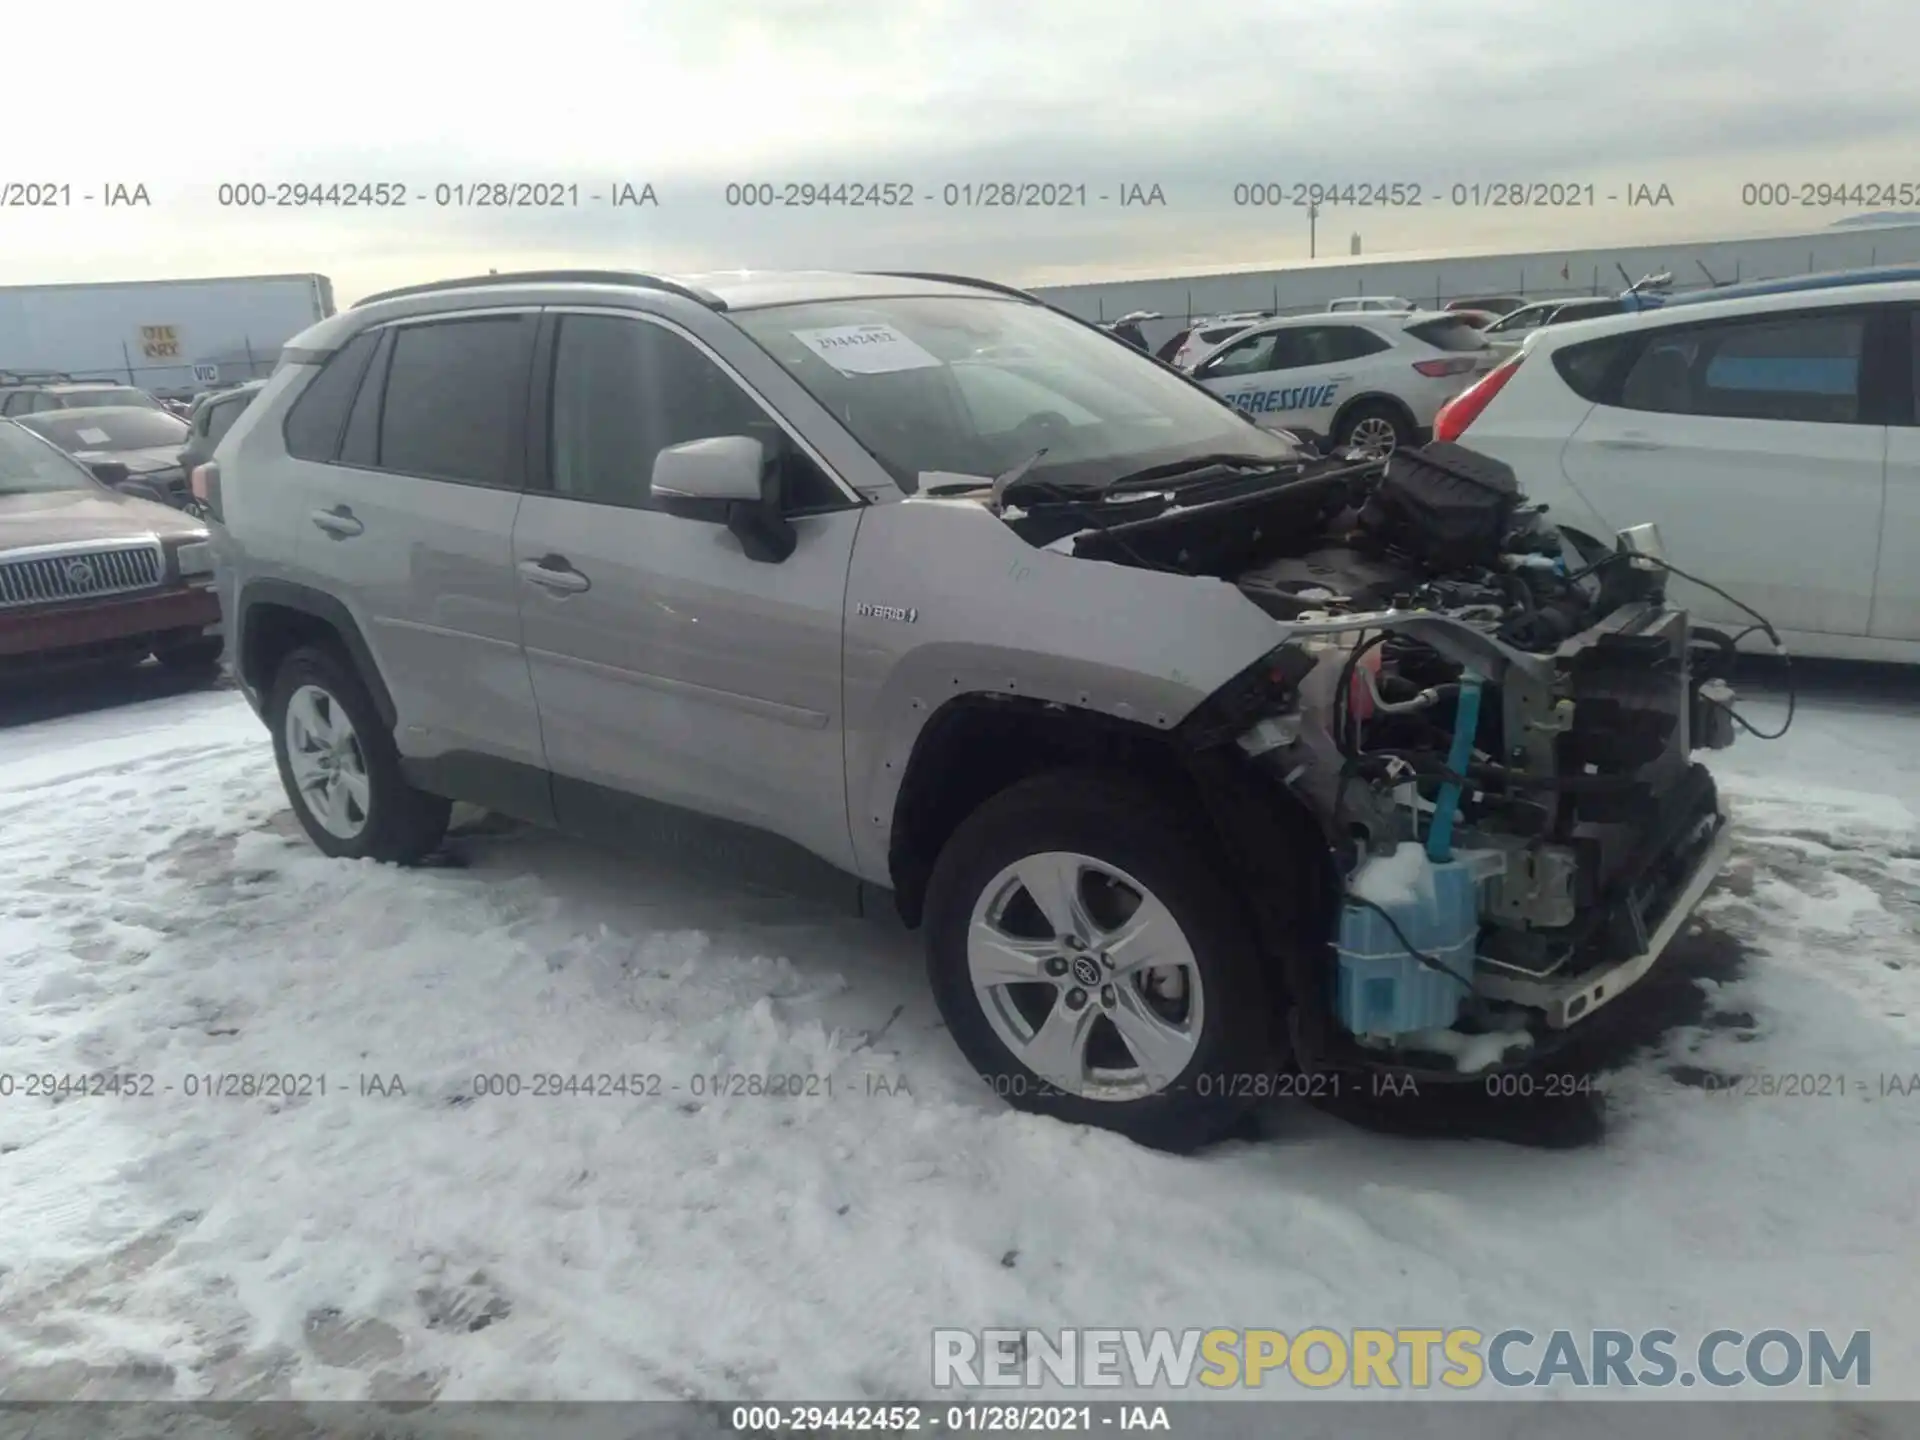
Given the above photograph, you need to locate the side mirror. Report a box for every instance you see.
[89,460,132,487]
[651,435,796,564]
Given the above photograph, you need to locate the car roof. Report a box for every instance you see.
[295,268,1046,356]
[1659,264,1920,307]
[1211,310,1428,344]
[1516,277,1920,351]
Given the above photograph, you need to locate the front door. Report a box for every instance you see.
[510,308,863,876]
[1193,327,1349,435]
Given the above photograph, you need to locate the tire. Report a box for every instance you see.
[153,637,225,674]
[266,644,449,864]
[1332,400,1415,458]
[923,769,1275,1152]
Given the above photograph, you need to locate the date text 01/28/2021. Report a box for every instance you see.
[721,182,1167,208]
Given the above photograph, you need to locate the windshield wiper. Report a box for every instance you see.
[1100,452,1292,495]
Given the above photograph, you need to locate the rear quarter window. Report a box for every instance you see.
[1404,318,1488,353]
[283,329,382,461]
[1551,334,1634,402]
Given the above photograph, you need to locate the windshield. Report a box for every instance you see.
[20,408,190,452]
[0,422,100,495]
[731,296,1299,492]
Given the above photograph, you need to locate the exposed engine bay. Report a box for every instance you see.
[996,443,1754,1073]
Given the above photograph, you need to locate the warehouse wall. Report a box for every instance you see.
[1027,222,1920,324]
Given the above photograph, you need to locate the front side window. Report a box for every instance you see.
[0,423,100,494]
[1617,311,1866,423]
[548,313,839,512]
[1487,307,1547,337]
[1196,332,1279,379]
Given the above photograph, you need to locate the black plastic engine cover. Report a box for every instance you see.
[1357,442,1520,571]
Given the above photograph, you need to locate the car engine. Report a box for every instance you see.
[1003,442,1748,1068]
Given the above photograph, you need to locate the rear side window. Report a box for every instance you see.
[1616,312,1867,424]
[1552,334,1633,402]
[1321,325,1394,361]
[283,329,381,461]
[376,315,534,486]
[1404,318,1487,353]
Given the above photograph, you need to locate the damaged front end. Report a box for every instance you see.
[1012,442,1747,1075]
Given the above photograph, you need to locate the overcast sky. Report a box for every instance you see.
[8,0,1919,302]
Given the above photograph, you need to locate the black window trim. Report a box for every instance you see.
[324,306,540,490]
[1573,300,1898,426]
[534,303,865,514]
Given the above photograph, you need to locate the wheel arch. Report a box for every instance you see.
[1329,390,1418,443]
[884,694,1343,1052]
[235,579,395,729]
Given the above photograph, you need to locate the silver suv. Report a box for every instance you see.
[206,269,1744,1149]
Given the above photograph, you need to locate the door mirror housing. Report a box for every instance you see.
[89,460,132,487]
[651,435,796,563]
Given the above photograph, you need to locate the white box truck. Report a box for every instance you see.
[0,273,334,401]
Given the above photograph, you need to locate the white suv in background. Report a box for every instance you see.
[1188,310,1496,454]
[1327,296,1416,313]
[1433,280,1920,662]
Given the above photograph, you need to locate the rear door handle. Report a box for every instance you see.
[517,556,591,594]
[1596,435,1665,451]
[310,505,363,537]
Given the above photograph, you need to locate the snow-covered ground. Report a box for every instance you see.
[1,664,1915,1411]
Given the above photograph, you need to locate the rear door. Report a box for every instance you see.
[1559,303,1887,637]
[511,307,863,874]
[1868,308,1920,641]
[289,309,546,791]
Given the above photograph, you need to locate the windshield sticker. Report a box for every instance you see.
[74,427,113,445]
[793,323,943,376]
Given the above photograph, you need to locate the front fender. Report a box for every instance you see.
[840,497,1284,883]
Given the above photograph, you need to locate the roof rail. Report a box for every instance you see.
[0,369,75,385]
[867,271,1043,304]
[352,269,727,311]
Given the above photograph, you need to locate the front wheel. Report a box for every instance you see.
[923,770,1275,1151]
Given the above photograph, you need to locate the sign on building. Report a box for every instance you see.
[139,325,181,359]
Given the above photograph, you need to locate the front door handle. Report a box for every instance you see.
[310,504,363,538]
[518,556,591,594]
[1596,434,1665,451]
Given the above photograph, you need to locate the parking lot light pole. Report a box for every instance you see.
[1308,201,1320,259]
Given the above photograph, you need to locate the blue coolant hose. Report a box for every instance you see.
[1426,670,1484,862]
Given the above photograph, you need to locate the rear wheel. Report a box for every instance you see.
[924,770,1275,1151]
[266,645,449,863]
[1333,400,1414,458]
